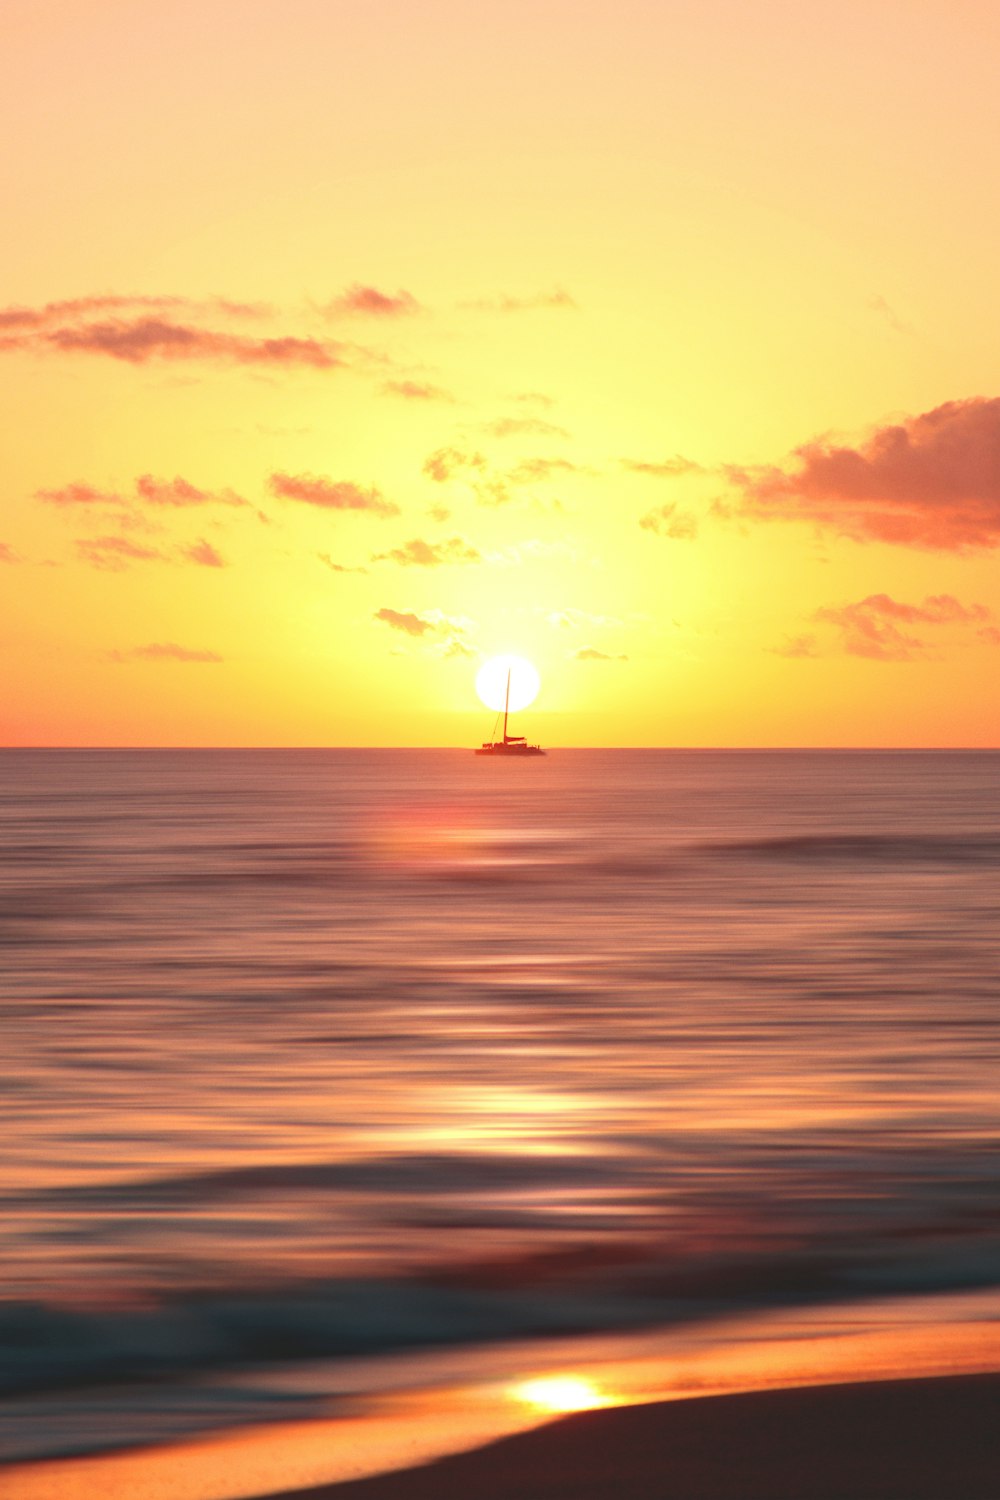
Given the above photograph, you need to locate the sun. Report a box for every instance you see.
[475,654,540,713]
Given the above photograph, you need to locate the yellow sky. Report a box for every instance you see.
[3,0,1000,745]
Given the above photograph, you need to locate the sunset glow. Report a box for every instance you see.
[475,655,541,714]
[512,1375,615,1415]
[3,2,999,746]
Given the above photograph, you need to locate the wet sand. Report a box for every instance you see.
[267,1372,1000,1500]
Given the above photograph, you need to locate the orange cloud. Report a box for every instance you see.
[0,542,18,562]
[41,319,340,368]
[639,503,699,539]
[371,536,480,567]
[382,379,453,400]
[135,475,247,508]
[75,536,166,570]
[182,539,226,568]
[815,592,991,660]
[327,284,419,316]
[623,455,704,477]
[0,294,268,330]
[373,607,436,636]
[482,417,570,439]
[730,397,1000,550]
[269,472,399,516]
[318,553,368,574]
[463,289,577,312]
[423,447,486,482]
[576,647,628,660]
[108,642,223,663]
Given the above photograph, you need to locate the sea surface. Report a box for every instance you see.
[2,748,1000,1463]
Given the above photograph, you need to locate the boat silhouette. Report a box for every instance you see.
[475,667,545,756]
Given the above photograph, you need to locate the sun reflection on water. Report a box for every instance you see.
[511,1374,616,1414]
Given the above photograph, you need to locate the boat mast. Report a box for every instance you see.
[503,668,511,744]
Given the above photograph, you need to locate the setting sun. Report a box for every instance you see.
[475,655,541,714]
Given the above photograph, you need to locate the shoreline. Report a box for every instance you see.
[6,1288,1000,1500]
[265,1370,1000,1500]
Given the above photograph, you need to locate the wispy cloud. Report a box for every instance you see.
[75,536,167,570]
[811,593,992,660]
[371,536,481,567]
[318,552,368,574]
[868,294,911,335]
[326,285,419,317]
[462,289,577,313]
[181,539,226,568]
[382,379,453,401]
[623,455,704,478]
[1,293,339,369]
[42,319,340,368]
[134,475,247,507]
[639,503,699,539]
[575,647,628,661]
[423,447,487,483]
[270,472,399,517]
[729,397,1000,550]
[423,447,583,504]
[373,607,437,637]
[373,607,474,658]
[0,542,18,563]
[772,633,822,659]
[108,642,223,663]
[0,294,268,331]
[481,416,570,439]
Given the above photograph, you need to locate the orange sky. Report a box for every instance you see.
[3,0,1000,745]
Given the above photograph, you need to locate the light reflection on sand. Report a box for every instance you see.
[5,1287,1000,1500]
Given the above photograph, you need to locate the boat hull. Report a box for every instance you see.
[475,742,545,756]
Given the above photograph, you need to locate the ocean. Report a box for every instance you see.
[2,749,999,1465]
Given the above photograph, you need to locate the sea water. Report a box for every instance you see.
[2,749,999,1461]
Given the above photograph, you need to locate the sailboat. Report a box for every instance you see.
[475,668,545,756]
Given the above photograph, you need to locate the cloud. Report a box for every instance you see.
[75,535,166,570]
[463,289,577,312]
[623,455,704,478]
[423,447,487,483]
[729,397,1000,550]
[639,503,699,539]
[374,607,436,637]
[423,449,581,506]
[979,625,1000,645]
[0,294,268,331]
[868,294,910,334]
[382,379,453,401]
[773,633,822,659]
[181,539,226,567]
[547,608,621,629]
[814,592,992,660]
[37,475,246,509]
[39,319,340,368]
[575,647,628,661]
[482,417,570,439]
[270,472,399,517]
[108,642,223,663]
[135,475,247,508]
[318,552,368,574]
[36,482,119,507]
[371,536,481,567]
[327,284,419,317]
[0,542,18,563]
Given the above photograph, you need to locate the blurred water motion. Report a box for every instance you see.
[2,749,1000,1458]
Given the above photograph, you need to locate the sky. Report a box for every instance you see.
[3,0,1000,746]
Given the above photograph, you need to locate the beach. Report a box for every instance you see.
[264,1372,1000,1500]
